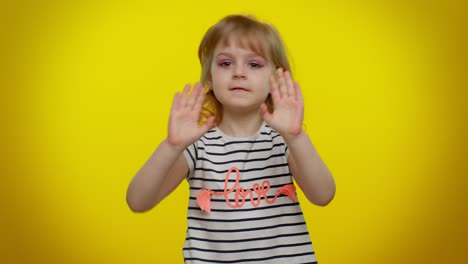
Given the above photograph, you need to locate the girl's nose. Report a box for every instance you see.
[232,65,247,80]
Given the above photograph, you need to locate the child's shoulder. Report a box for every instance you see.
[261,123,284,141]
[193,122,285,146]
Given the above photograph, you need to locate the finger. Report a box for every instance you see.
[260,103,272,123]
[169,92,181,136]
[202,116,216,130]
[269,75,281,103]
[294,82,305,128]
[294,82,303,103]
[269,75,279,97]
[284,71,295,98]
[180,83,190,107]
[277,68,287,99]
[199,116,216,136]
[171,92,181,113]
[186,83,200,109]
[193,83,206,112]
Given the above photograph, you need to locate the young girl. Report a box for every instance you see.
[127,14,335,264]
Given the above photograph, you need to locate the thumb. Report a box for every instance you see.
[200,116,216,133]
[260,103,272,123]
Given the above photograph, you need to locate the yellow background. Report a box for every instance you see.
[2,0,466,263]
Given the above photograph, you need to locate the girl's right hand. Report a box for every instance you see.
[167,83,215,149]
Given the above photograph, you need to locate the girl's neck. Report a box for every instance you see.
[218,111,263,138]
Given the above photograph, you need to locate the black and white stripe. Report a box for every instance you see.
[183,123,317,264]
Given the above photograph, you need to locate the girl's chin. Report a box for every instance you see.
[221,103,264,114]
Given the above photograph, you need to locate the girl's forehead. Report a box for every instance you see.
[216,33,269,57]
[214,42,261,57]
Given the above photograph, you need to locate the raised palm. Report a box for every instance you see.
[168,83,215,148]
[261,68,304,139]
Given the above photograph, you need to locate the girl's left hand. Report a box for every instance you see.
[260,68,304,140]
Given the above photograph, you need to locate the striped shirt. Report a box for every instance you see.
[182,123,317,264]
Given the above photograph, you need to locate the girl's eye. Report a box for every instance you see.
[249,61,264,68]
[218,60,232,67]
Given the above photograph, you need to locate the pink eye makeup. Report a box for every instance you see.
[214,53,267,69]
[248,60,265,68]
[217,59,232,67]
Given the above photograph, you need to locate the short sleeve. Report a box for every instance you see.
[183,142,197,179]
[269,126,289,159]
[285,143,289,159]
[273,131,289,159]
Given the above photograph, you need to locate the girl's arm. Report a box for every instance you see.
[261,69,335,206]
[285,132,335,206]
[126,140,188,212]
[126,83,215,212]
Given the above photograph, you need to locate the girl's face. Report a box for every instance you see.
[210,40,274,114]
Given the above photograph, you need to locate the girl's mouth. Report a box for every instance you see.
[230,87,249,92]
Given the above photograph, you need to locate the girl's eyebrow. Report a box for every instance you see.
[215,51,264,59]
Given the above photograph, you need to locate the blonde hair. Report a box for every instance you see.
[198,14,292,124]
